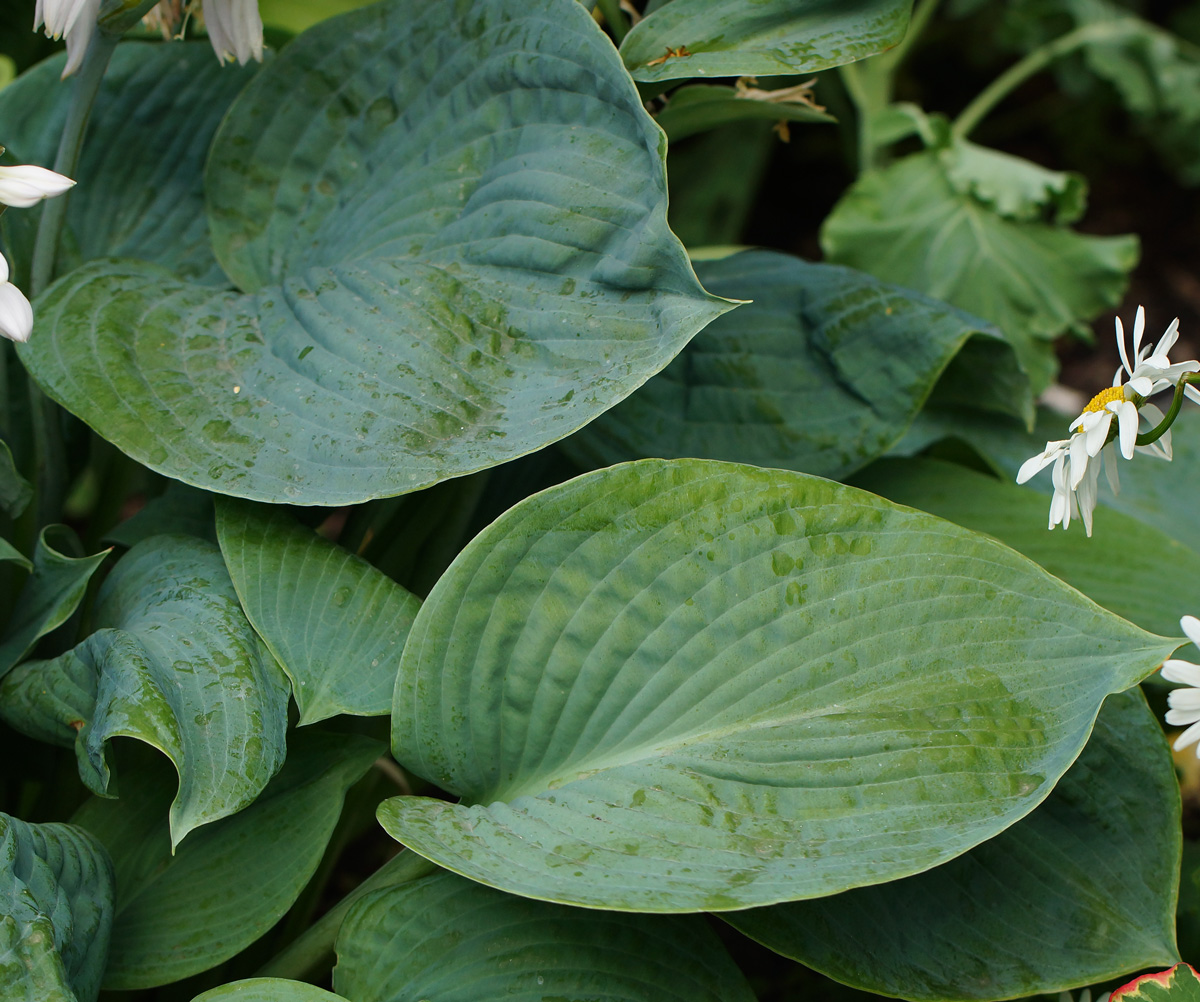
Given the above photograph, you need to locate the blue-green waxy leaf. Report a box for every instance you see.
[620,0,915,83]
[564,250,1030,480]
[216,499,421,722]
[722,687,1181,1000]
[22,0,729,506]
[73,732,380,990]
[0,535,289,847]
[0,814,114,1002]
[333,870,755,1002]
[193,980,350,1002]
[380,458,1178,912]
[0,526,109,680]
[821,148,1139,393]
[0,42,262,284]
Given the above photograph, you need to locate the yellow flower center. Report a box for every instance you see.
[1084,386,1125,413]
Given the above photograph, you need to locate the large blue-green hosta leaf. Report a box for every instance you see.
[621,0,915,83]
[193,981,349,1002]
[0,535,289,847]
[0,814,114,1002]
[723,688,1180,1000]
[21,0,728,505]
[333,870,755,1002]
[380,458,1178,912]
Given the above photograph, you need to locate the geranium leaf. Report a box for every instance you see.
[1112,965,1200,1002]
[380,458,1177,912]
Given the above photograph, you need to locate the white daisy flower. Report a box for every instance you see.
[0,164,75,208]
[34,0,100,77]
[1162,616,1200,756]
[1116,305,1200,398]
[0,251,34,344]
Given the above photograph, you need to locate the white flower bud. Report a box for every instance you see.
[0,253,33,344]
[0,165,76,208]
[202,0,264,66]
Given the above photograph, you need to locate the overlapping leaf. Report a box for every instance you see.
[564,250,1030,480]
[1113,965,1200,1002]
[73,733,380,990]
[723,688,1180,1001]
[0,814,114,1002]
[621,0,914,83]
[0,535,289,847]
[333,870,755,1002]
[380,458,1177,912]
[21,0,729,505]
[0,42,262,285]
[0,440,30,517]
[821,148,1138,393]
[654,84,833,143]
[193,981,350,1002]
[217,499,420,722]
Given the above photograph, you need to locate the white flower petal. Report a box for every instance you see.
[1116,314,1133,377]
[1133,304,1145,358]
[0,164,75,208]
[1182,615,1200,649]
[1114,399,1138,459]
[1170,719,1200,749]
[1104,444,1120,495]
[1163,658,1200,686]
[1083,410,1112,457]
[0,279,33,343]
[203,0,264,65]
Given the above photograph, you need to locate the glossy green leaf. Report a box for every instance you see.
[1113,965,1200,1002]
[0,814,114,1002]
[0,42,262,285]
[852,458,1200,639]
[939,137,1086,224]
[621,0,914,83]
[0,537,31,571]
[193,981,350,1002]
[216,498,421,722]
[821,148,1139,393]
[333,869,755,1002]
[723,688,1180,1000]
[0,526,109,680]
[104,482,217,549]
[380,458,1177,912]
[564,250,1030,480]
[258,0,373,32]
[22,0,728,506]
[654,84,833,143]
[0,439,31,518]
[0,535,289,847]
[73,732,380,990]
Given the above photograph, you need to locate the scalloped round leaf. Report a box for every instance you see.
[821,149,1139,393]
[563,250,1030,479]
[621,0,914,84]
[216,499,421,722]
[193,981,350,1002]
[73,732,380,990]
[20,0,728,505]
[333,870,755,1002]
[0,535,289,847]
[0,42,262,285]
[722,687,1180,1001]
[0,814,114,1002]
[380,458,1177,912]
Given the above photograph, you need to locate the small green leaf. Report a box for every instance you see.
[23,0,729,506]
[380,459,1177,912]
[333,870,755,1002]
[73,732,380,991]
[723,688,1181,1000]
[939,137,1087,223]
[654,83,833,143]
[821,148,1139,393]
[0,814,115,1002]
[216,498,421,723]
[564,250,1030,480]
[192,981,350,1002]
[0,439,31,518]
[0,537,31,571]
[0,526,109,680]
[0,535,289,847]
[621,0,914,83]
[1112,965,1200,1002]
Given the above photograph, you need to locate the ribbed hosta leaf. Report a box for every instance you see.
[380,458,1178,912]
[723,688,1180,1000]
[333,870,755,1002]
[0,535,289,847]
[216,499,420,722]
[621,0,914,84]
[0,814,114,1002]
[564,250,1029,479]
[21,0,728,505]
[0,43,261,285]
[192,980,350,1002]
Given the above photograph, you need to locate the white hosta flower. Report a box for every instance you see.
[0,252,33,344]
[34,0,100,77]
[1162,616,1200,756]
[202,0,263,66]
[0,164,75,208]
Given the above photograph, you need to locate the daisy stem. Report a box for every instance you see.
[26,29,117,531]
[1135,373,1200,448]
[952,20,1140,140]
